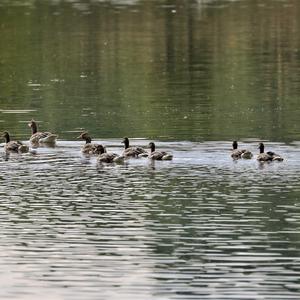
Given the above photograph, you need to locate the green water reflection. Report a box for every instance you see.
[0,0,299,142]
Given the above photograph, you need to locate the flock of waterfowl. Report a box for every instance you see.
[231,141,283,162]
[0,120,284,163]
[76,132,173,162]
[0,119,173,162]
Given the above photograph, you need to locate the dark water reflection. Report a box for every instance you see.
[1,140,300,299]
[1,0,300,141]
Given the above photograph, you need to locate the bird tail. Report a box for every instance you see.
[40,134,58,143]
[162,154,173,160]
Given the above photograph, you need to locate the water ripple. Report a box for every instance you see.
[0,140,300,299]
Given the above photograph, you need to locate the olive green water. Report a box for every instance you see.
[1,0,300,141]
[1,0,300,299]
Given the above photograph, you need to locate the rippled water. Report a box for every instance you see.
[1,0,300,298]
[1,140,300,299]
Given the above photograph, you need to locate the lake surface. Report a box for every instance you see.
[1,140,300,300]
[0,0,300,299]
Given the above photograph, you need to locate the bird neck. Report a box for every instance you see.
[31,122,38,134]
[150,144,155,153]
[124,139,129,149]
[31,122,37,134]
[260,146,264,153]
[85,137,92,144]
[4,134,10,143]
[99,147,105,154]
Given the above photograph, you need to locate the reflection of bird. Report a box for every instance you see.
[148,142,173,160]
[28,119,58,144]
[1,131,29,153]
[96,145,124,163]
[77,132,104,155]
[122,137,148,158]
[231,141,253,159]
[257,143,283,162]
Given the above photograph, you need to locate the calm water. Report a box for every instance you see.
[0,0,300,141]
[1,0,300,299]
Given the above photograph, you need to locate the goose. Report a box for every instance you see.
[257,142,283,162]
[28,119,58,144]
[122,137,148,158]
[96,145,124,163]
[1,131,29,153]
[77,131,104,155]
[231,141,253,159]
[148,142,173,160]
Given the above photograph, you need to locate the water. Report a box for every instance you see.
[1,0,300,299]
[1,140,300,299]
[1,0,300,141]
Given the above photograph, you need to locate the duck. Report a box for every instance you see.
[122,137,148,158]
[148,142,173,160]
[96,145,124,163]
[1,131,29,153]
[28,119,58,144]
[257,142,283,162]
[231,141,253,159]
[77,131,104,155]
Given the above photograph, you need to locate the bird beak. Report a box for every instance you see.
[76,135,81,139]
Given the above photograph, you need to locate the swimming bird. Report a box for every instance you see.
[148,142,173,160]
[77,131,104,155]
[257,142,283,162]
[122,137,148,158]
[28,119,58,144]
[1,131,29,153]
[96,145,124,163]
[231,141,253,159]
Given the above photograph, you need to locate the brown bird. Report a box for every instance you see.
[96,145,124,163]
[122,137,148,158]
[28,119,57,144]
[148,142,173,160]
[77,131,104,155]
[1,131,29,153]
[257,143,283,162]
[231,141,253,159]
